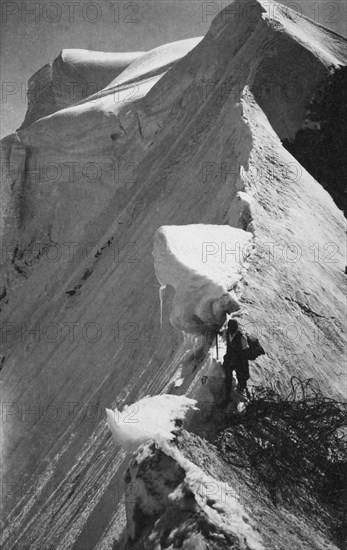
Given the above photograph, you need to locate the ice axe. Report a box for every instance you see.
[216,332,219,360]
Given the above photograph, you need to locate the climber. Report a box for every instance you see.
[221,319,250,404]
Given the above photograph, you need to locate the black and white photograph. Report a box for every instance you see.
[1,1,346,548]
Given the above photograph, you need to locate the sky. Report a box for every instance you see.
[1,0,346,138]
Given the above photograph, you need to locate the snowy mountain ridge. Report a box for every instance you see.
[1,0,346,548]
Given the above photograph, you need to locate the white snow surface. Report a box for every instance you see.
[162,441,265,550]
[1,0,347,547]
[131,438,264,550]
[106,394,197,453]
[153,224,253,333]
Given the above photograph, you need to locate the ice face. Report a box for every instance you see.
[153,224,252,334]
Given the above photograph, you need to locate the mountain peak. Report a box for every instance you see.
[1,2,346,549]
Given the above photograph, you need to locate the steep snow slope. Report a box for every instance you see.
[0,37,202,248]
[1,0,346,549]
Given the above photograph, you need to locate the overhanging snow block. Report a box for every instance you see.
[153,224,252,333]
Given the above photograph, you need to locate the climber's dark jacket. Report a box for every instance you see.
[223,329,249,392]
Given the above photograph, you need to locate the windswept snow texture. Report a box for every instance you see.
[20,50,145,129]
[123,437,264,549]
[153,224,252,333]
[0,36,202,247]
[106,394,197,453]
